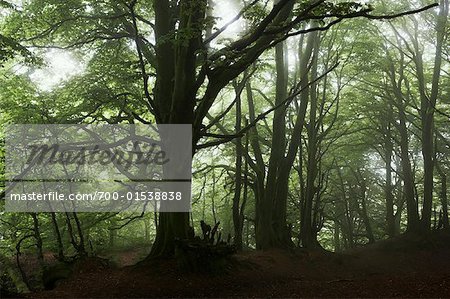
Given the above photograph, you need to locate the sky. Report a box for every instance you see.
[28,49,85,91]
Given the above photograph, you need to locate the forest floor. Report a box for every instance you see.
[9,230,450,298]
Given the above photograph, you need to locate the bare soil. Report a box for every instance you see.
[8,230,450,298]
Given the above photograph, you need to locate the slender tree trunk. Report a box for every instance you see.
[384,107,396,237]
[359,181,375,243]
[72,212,86,256]
[242,119,249,245]
[109,229,116,248]
[337,167,354,248]
[334,220,341,252]
[256,39,289,249]
[271,40,298,248]
[50,212,64,261]
[410,0,448,231]
[300,31,320,248]
[232,80,244,250]
[441,174,449,229]
[385,54,421,232]
[397,106,420,232]
[437,164,449,229]
[31,213,44,266]
[246,79,269,249]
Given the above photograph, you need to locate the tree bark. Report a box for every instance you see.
[232,80,244,250]
[384,105,396,237]
[300,30,321,248]
[437,164,449,229]
[50,212,64,261]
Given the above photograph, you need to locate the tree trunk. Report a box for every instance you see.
[149,0,205,257]
[300,30,321,248]
[256,39,288,249]
[359,181,375,243]
[246,79,270,249]
[232,80,244,250]
[397,106,420,232]
[385,52,421,232]
[151,213,191,257]
[50,212,64,261]
[384,106,396,237]
[334,220,341,252]
[437,165,449,229]
[441,173,449,229]
[410,0,448,231]
[31,213,44,267]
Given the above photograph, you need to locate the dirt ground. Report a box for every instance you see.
[7,230,450,298]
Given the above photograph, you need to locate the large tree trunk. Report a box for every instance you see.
[149,0,205,257]
[151,213,190,257]
[150,0,300,255]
